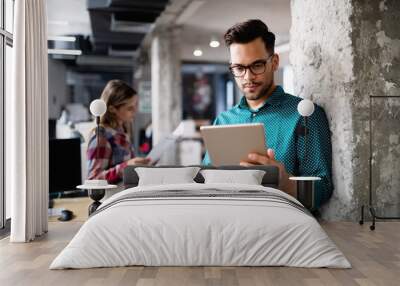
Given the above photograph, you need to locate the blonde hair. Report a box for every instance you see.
[99,79,137,133]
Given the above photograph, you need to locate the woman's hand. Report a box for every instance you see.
[127,157,151,166]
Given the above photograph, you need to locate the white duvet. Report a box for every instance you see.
[50,183,351,269]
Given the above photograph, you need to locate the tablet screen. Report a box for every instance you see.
[200,123,267,166]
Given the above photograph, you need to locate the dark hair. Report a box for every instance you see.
[100,79,137,130]
[224,19,275,54]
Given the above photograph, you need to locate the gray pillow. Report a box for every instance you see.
[200,169,266,185]
[136,167,201,186]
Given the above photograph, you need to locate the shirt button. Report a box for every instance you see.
[252,113,256,117]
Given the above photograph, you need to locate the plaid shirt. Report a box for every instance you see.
[87,126,135,184]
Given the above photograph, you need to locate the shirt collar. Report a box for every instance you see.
[238,85,285,111]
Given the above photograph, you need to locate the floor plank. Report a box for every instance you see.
[0,221,399,286]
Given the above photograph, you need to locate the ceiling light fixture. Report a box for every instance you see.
[209,37,220,48]
[47,36,76,42]
[193,48,203,57]
[48,49,82,56]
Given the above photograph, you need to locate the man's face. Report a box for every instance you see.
[229,37,279,102]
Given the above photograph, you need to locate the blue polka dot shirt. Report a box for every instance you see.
[202,85,333,209]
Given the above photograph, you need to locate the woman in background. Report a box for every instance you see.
[87,79,150,184]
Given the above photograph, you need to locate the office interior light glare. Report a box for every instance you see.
[209,39,220,48]
[193,48,203,57]
[48,20,69,26]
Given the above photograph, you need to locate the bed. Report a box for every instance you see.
[50,165,350,269]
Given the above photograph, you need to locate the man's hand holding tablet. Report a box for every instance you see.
[201,123,296,197]
[240,148,296,197]
[200,123,267,166]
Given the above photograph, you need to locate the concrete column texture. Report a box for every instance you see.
[291,0,400,220]
[151,26,182,164]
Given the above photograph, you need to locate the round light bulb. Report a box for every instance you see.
[90,99,107,117]
[297,99,315,117]
[193,48,203,57]
[209,39,220,48]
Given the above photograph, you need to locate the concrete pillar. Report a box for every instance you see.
[151,26,182,164]
[290,0,400,220]
[133,51,152,153]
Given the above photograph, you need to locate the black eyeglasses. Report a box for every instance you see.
[229,54,274,77]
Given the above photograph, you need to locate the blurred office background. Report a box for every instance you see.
[45,0,294,187]
[2,0,398,225]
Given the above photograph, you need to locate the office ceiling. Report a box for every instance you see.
[46,0,291,63]
[87,0,169,55]
[177,0,291,62]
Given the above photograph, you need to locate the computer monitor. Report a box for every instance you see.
[49,138,82,194]
[48,119,56,139]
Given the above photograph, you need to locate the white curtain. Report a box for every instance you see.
[9,0,48,242]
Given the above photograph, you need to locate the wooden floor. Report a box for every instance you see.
[0,221,399,286]
[48,197,91,222]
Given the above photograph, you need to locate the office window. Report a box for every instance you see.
[0,38,3,230]
[1,0,13,231]
[5,44,11,220]
[283,65,294,96]
[5,0,13,33]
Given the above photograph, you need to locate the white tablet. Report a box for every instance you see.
[200,123,267,166]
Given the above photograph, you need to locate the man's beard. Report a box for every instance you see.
[243,80,273,101]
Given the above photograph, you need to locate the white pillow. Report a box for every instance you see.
[136,167,201,186]
[200,169,266,185]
